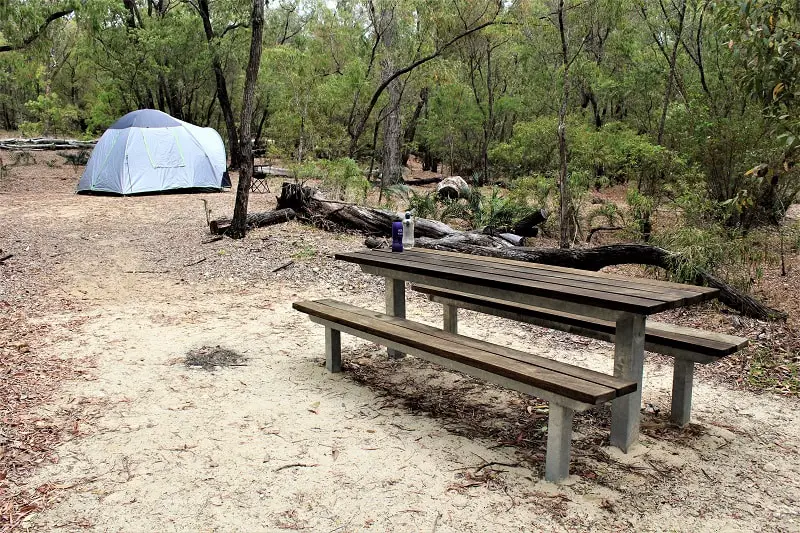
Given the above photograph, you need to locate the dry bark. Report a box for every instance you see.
[210,208,296,234]
[276,182,457,239]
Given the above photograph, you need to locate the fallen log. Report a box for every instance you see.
[210,208,296,234]
[407,236,785,321]
[513,209,549,237]
[253,165,293,177]
[586,225,624,243]
[0,138,97,151]
[276,182,457,239]
[403,175,444,186]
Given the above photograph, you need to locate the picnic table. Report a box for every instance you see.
[333,247,721,452]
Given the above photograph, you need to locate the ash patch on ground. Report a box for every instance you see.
[185,345,247,370]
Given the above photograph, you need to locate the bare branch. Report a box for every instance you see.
[0,8,75,53]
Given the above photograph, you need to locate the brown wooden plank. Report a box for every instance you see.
[396,248,704,300]
[293,299,635,404]
[336,250,674,314]
[379,249,699,304]
[414,285,747,357]
[320,299,636,393]
[413,247,719,295]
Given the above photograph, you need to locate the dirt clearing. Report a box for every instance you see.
[1,156,799,532]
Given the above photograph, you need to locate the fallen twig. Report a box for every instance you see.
[275,463,319,472]
[431,511,442,533]
[0,254,13,263]
[475,461,521,473]
[184,257,207,267]
[271,260,294,273]
[122,270,169,274]
[201,236,224,245]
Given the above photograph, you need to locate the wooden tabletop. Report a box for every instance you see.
[335,248,719,316]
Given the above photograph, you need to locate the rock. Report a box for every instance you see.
[437,176,470,199]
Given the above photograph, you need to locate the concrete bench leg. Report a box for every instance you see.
[545,402,574,482]
[671,359,694,426]
[325,327,342,373]
[610,313,646,453]
[443,304,458,334]
[386,278,406,359]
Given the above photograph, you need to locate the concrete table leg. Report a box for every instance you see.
[385,277,406,359]
[610,313,646,453]
[325,327,341,373]
[545,402,574,482]
[671,359,694,426]
[443,303,458,334]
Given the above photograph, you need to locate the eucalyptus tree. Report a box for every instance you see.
[229,0,266,239]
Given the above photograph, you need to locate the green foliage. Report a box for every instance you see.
[407,190,440,220]
[22,93,80,136]
[652,224,782,291]
[716,0,800,150]
[440,186,535,230]
[488,117,559,177]
[626,188,656,239]
[586,202,622,228]
[293,158,369,203]
[507,174,555,210]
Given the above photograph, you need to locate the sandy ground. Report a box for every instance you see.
[1,156,800,532]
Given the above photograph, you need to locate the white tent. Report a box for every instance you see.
[77,109,227,194]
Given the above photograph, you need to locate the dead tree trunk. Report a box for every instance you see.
[276,182,456,238]
[210,208,296,234]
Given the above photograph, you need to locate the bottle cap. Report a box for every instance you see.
[405,211,411,219]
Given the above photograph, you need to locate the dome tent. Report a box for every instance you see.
[77,109,228,194]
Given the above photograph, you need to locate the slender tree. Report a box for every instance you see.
[228,0,266,239]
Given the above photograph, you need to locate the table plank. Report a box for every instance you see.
[337,250,690,314]
[376,248,703,303]
[414,247,718,295]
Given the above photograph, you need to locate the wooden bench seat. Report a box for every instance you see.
[412,285,749,426]
[293,299,637,482]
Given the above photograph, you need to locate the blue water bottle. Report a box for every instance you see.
[391,220,404,252]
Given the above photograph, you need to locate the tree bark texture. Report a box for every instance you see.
[276,182,457,239]
[209,208,296,234]
[228,0,265,239]
[379,9,403,188]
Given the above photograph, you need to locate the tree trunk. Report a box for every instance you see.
[379,9,403,188]
[557,0,572,249]
[228,0,265,239]
[197,0,242,170]
[402,87,428,165]
[656,0,686,146]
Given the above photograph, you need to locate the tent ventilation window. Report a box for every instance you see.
[141,128,186,168]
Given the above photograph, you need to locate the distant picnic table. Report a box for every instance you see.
[294,247,748,481]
